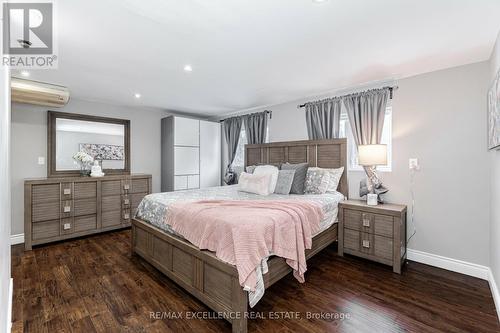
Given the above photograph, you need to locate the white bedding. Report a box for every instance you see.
[135,185,344,306]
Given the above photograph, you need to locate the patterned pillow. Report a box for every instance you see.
[274,170,296,194]
[304,168,331,194]
[281,162,308,194]
[308,166,344,192]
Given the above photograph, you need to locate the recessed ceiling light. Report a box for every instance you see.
[312,0,329,3]
[184,65,193,72]
[134,93,141,99]
[20,71,30,77]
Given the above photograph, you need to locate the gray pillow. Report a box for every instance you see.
[274,170,295,194]
[281,162,308,194]
[304,168,331,194]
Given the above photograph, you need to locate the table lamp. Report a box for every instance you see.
[358,144,388,205]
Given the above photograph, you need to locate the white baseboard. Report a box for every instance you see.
[10,233,24,245]
[407,249,489,280]
[488,269,500,323]
[7,278,12,333]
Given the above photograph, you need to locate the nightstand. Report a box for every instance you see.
[338,200,407,274]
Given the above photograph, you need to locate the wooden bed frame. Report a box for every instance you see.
[131,139,348,333]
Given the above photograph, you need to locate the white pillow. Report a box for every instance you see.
[238,172,273,196]
[253,165,279,193]
[308,166,344,192]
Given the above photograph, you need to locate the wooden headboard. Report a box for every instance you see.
[245,138,348,197]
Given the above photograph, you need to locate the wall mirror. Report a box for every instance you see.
[48,111,130,177]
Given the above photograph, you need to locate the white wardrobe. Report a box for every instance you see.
[161,116,221,192]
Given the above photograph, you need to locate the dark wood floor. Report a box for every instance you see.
[11,230,500,333]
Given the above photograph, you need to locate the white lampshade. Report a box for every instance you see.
[358,144,387,166]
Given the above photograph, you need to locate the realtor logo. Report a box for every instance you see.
[2,1,57,68]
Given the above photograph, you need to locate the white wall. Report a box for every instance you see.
[11,98,171,236]
[0,8,12,332]
[241,62,491,266]
[489,30,500,301]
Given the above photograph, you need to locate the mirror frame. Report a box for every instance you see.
[47,111,131,177]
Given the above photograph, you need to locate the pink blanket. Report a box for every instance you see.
[165,200,324,291]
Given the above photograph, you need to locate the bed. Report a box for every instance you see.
[131,138,348,333]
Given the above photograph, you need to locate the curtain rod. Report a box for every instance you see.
[219,110,272,123]
[297,86,398,109]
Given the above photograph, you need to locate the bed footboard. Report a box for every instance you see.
[131,217,338,333]
[131,218,248,333]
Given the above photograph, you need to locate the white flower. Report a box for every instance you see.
[73,151,94,164]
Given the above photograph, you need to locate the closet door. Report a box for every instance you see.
[174,117,199,146]
[174,146,199,175]
[200,120,221,188]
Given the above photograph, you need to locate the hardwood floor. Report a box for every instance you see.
[11,229,500,333]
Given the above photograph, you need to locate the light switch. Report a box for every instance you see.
[409,158,419,170]
[38,156,45,165]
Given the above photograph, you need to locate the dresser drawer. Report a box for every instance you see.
[74,198,97,216]
[74,182,97,199]
[32,184,60,203]
[344,209,393,237]
[102,195,121,212]
[32,201,60,222]
[74,215,97,232]
[32,220,60,240]
[102,180,122,196]
[131,178,149,194]
[61,200,73,218]
[343,229,393,263]
[102,210,122,228]
[61,183,73,200]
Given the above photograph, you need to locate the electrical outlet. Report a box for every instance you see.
[409,158,419,170]
[38,156,45,165]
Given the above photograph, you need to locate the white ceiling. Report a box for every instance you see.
[14,0,500,116]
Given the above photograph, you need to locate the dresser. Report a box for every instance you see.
[161,116,221,192]
[338,200,407,274]
[24,174,152,250]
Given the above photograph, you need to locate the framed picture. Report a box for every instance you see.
[488,68,500,150]
[79,143,125,160]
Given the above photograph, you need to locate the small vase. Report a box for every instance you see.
[80,163,91,177]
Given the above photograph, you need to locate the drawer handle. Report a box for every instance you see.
[64,206,71,213]
[362,218,370,227]
[123,184,130,190]
[63,189,71,195]
[362,240,370,248]
[63,223,71,230]
[123,199,130,205]
[124,213,130,219]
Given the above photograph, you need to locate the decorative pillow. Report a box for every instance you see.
[238,172,272,196]
[274,170,296,194]
[308,166,345,192]
[254,165,279,193]
[304,168,331,194]
[281,162,308,194]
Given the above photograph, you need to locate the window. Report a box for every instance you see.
[343,106,392,172]
[231,126,269,171]
[232,127,248,169]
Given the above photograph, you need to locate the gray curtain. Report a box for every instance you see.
[243,111,268,144]
[343,88,390,146]
[223,116,243,168]
[343,87,390,197]
[305,99,342,139]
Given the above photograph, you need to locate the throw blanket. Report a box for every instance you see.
[165,200,324,291]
